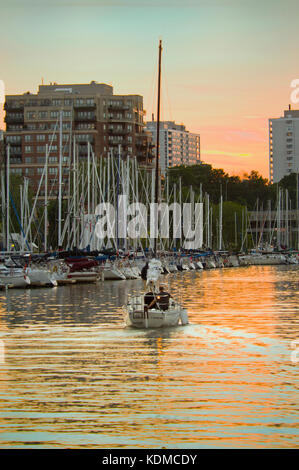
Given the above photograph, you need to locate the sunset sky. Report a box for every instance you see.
[1,0,299,178]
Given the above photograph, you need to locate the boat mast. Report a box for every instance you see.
[154,39,162,258]
[6,144,10,252]
[58,110,63,249]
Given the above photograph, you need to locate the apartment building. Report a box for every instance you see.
[146,120,200,174]
[269,107,299,183]
[4,81,154,195]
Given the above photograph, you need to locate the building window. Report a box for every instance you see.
[37,134,46,141]
[6,135,21,143]
[25,145,32,153]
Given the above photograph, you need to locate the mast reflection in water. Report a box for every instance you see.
[0,265,298,448]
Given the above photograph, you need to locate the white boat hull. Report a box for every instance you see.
[0,274,30,288]
[103,268,126,280]
[124,295,188,329]
[121,267,139,279]
[27,269,57,287]
[67,271,98,283]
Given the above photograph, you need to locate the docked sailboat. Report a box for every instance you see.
[123,40,188,329]
[102,261,126,280]
[0,265,30,288]
[24,265,57,287]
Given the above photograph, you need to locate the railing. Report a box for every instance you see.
[108,103,130,111]
[74,113,96,121]
[4,115,24,124]
[74,102,96,108]
[108,128,128,135]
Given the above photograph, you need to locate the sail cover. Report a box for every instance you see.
[146,258,163,283]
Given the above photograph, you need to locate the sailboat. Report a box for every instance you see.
[124,40,189,329]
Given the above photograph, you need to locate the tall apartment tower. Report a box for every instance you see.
[269,107,299,183]
[4,81,154,195]
[146,120,200,174]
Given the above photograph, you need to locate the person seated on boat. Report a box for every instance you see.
[144,291,155,309]
[146,285,172,311]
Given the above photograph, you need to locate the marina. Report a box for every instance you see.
[0,264,298,448]
[1,2,299,453]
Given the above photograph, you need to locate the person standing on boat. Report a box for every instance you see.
[141,262,149,288]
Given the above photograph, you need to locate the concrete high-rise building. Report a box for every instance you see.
[269,107,299,183]
[4,81,154,195]
[146,120,200,174]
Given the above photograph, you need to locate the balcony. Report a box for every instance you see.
[39,99,52,106]
[108,113,125,121]
[76,136,95,144]
[74,102,96,108]
[9,146,22,156]
[108,103,130,111]
[74,112,96,122]
[108,127,128,136]
[10,157,23,164]
[4,102,24,111]
[5,114,24,124]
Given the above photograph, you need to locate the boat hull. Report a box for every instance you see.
[0,274,30,288]
[124,295,188,329]
[67,271,98,283]
[27,269,57,287]
[103,268,126,280]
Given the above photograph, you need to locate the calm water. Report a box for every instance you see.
[0,265,298,449]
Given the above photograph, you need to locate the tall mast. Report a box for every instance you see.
[6,144,10,252]
[44,144,48,252]
[154,39,162,257]
[58,110,63,248]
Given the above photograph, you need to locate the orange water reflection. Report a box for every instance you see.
[0,265,298,448]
